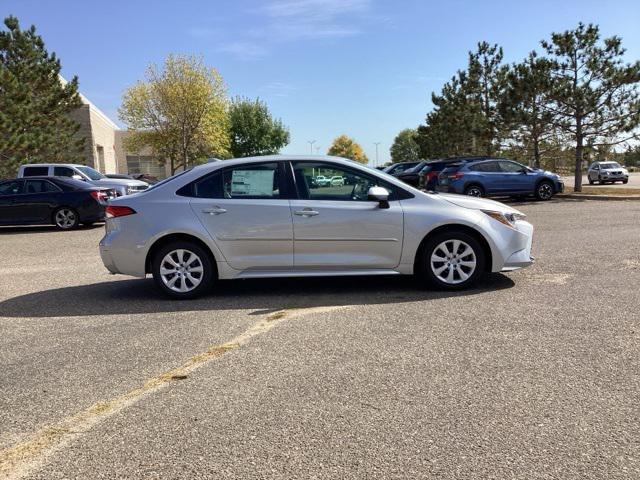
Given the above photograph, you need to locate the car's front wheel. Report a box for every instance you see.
[152,241,214,299]
[417,231,485,290]
[535,181,554,200]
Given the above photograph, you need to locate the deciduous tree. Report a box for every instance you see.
[228,97,289,158]
[119,54,229,174]
[327,135,368,163]
[390,128,420,163]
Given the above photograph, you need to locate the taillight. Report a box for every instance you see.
[448,172,465,180]
[90,190,108,202]
[426,171,438,180]
[106,206,136,218]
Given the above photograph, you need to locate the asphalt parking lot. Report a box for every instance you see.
[1,199,639,479]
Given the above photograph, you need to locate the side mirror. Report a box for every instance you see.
[368,186,390,209]
[72,174,84,181]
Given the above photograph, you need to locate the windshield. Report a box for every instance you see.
[600,162,621,169]
[77,166,106,180]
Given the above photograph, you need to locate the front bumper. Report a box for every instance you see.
[500,220,534,271]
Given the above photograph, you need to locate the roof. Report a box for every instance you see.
[59,75,120,131]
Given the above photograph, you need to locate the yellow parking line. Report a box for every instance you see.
[0,306,343,480]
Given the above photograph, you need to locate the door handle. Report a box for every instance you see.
[294,208,319,217]
[202,206,227,215]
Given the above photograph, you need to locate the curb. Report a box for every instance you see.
[556,193,640,201]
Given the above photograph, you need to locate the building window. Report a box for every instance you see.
[126,155,166,179]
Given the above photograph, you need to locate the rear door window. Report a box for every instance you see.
[24,180,61,194]
[470,161,500,172]
[53,167,77,177]
[22,166,49,177]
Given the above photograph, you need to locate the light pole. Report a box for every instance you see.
[373,142,380,167]
[308,140,316,155]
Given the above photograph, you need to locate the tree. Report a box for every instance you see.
[228,97,289,158]
[390,128,420,163]
[541,23,640,191]
[416,42,508,159]
[0,16,84,178]
[327,135,368,163]
[502,52,559,168]
[119,54,229,174]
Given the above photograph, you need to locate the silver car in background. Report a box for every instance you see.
[99,155,534,299]
[17,163,149,196]
[587,161,629,184]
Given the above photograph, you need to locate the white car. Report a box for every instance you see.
[17,163,149,196]
[314,175,330,187]
[99,155,534,299]
[330,175,345,186]
[587,161,629,184]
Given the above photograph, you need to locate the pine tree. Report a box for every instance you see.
[541,23,640,192]
[0,16,84,178]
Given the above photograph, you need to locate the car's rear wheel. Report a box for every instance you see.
[464,184,484,197]
[417,231,485,290]
[152,241,214,299]
[535,181,554,200]
[53,207,80,230]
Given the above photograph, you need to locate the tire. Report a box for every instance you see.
[588,176,594,185]
[53,207,80,230]
[151,241,215,299]
[417,230,485,290]
[598,176,605,184]
[535,181,554,201]
[464,184,484,197]
[623,179,628,184]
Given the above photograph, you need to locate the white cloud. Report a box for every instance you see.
[189,0,372,59]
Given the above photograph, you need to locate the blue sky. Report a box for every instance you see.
[3,0,640,164]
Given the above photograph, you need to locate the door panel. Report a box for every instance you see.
[290,199,404,268]
[186,162,293,271]
[190,199,294,270]
[0,181,23,224]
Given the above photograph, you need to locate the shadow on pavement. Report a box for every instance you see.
[0,224,103,234]
[0,274,515,318]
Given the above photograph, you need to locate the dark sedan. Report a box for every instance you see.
[0,177,114,229]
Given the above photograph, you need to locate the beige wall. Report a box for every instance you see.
[70,102,119,174]
[115,130,171,178]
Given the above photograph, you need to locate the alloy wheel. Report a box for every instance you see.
[55,209,77,229]
[430,239,477,285]
[159,249,204,293]
[466,186,483,197]
[537,183,553,200]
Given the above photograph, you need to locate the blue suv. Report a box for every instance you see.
[437,159,564,200]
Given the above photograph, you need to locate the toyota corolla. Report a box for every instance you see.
[99,155,534,299]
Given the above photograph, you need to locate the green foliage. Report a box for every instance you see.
[327,135,368,164]
[390,128,420,163]
[416,42,508,159]
[119,54,229,174]
[228,97,290,158]
[541,22,640,191]
[0,15,84,178]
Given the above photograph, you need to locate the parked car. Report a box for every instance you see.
[131,173,160,185]
[394,161,430,187]
[418,157,493,191]
[100,155,534,299]
[314,175,330,187]
[587,161,629,184]
[437,159,563,200]
[383,161,422,176]
[330,176,345,186]
[17,164,149,196]
[0,176,113,229]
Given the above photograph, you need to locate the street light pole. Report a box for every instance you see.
[308,140,316,155]
[373,142,380,167]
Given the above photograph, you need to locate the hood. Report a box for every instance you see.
[93,178,148,187]
[437,193,523,215]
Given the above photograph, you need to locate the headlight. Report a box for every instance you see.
[482,210,526,228]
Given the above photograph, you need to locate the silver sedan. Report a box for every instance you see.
[99,155,534,299]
